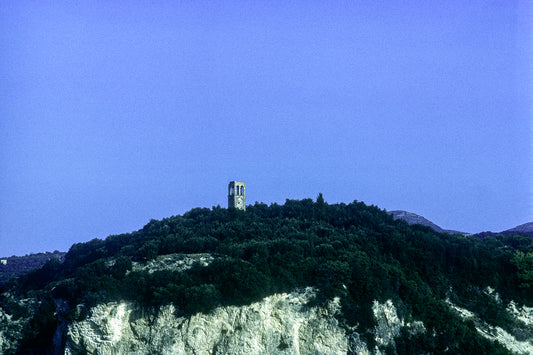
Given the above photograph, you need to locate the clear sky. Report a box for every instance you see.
[1,1,532,256]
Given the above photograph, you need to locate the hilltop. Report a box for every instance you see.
[387,210,466,234]
[1,197,533,354]
[502,222,533,237]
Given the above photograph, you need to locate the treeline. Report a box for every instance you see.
[0,251,65,286]
[3,196,533,354]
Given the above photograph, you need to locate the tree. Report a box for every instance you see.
[511,251,533,288]
[111,256,132,279]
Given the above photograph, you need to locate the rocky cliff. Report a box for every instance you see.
[65,288,346,354]
[447,289,533,355]
[2,287,532,354]
[64,288,421,355]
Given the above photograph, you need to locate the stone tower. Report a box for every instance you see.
[228,181,246,211]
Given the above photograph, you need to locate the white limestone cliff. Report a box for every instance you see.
[12,279,533,354]
[63,287,427,355]
[65,287,349,354]
[372,299,425,351]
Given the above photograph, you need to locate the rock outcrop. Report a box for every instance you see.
[65,288,348,354]
[64,288,425,355]
[131,253,214,274]
[448,298,533,355]
[6,286,531,354]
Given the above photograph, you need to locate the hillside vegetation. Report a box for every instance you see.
[0,251,65,286]
[2,196,533,354]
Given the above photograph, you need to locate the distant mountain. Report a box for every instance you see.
[388,210,465,234]
[476,222,533,239]
[503,222,533,236]
[0,251,65,286]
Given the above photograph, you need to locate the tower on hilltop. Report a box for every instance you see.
[228,181,246,211]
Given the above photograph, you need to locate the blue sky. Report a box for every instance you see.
[1,1,532,256]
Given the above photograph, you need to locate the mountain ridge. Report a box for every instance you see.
[503,222,533,236]
[388,210,532,237]
[387,210,466,235]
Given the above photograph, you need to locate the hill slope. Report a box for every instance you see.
[1,198,533,354]
[503,222,533,237]
[388,210,465,234]
[474,222,533,239]
[0,251,65,286]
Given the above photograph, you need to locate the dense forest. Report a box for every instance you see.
[2,196,533,354]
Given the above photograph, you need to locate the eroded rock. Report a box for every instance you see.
[65,288,348,354]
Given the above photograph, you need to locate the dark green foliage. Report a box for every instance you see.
[111,256,132,279]
[17,257,63,293]
[2,197,532,353]
[511,251,533,288]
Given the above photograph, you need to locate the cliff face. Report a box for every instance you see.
[448,293,533,355]
[0,253,424,354]
[64,288,420,355]
[1,252,531,354]
[3,287,532,354]
[62,291,533,355]
[65,288,347,354]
